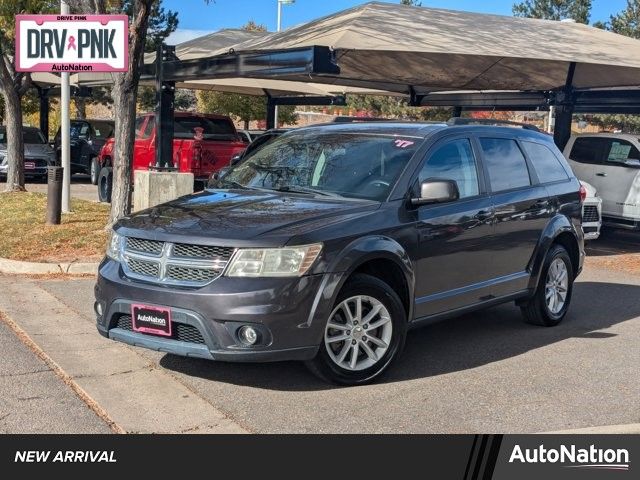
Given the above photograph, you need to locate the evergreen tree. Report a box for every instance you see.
[512,0,592,24]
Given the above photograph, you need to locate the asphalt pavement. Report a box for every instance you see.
[22,175,98,203]
[15,260,639,433]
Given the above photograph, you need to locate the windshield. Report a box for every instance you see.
[70,121,114,139]
[217,131,422,201]
[174,116,236,140]
[0,127,46,144]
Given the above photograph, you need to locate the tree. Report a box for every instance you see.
[512,0,592,24]
[0,1,56,192]
[138,87,196,112]
[72,0,154,224]
[400,0,423,6]
[607,0,640,38]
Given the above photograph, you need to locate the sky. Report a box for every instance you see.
[164,0,630,44]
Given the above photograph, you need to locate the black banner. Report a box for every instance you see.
[0,434,636,478]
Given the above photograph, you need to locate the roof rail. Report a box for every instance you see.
[447,117,541,132]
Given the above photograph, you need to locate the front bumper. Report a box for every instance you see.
[95,259,340,362]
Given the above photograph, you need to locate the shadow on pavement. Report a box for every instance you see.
[586,227,640,257]
[159,281,640,391]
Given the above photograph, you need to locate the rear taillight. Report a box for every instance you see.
[579,184,587,203]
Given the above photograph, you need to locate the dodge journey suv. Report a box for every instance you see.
[95,122,585,385]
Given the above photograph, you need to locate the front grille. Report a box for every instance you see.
[166,265,221,283]
[173,243,233,260]
[25,158,49,167]
[583,205,600,223]
[120,236,234,287]
[126,257,160,277]
[126,237,164,255]
[114,314,206,345]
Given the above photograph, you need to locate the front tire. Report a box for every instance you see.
[521,244,574,327]
[306,274,407,385]
[97,166,112,203]
[90,158,100,185]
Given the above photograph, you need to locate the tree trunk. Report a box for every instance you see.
[2,87,25,192]
[74,97,87,119]
[108,80,136,223]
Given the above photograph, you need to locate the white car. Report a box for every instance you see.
[580,180,602,240]
[564,133,640,229]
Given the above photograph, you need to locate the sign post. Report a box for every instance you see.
[60,1,71,213]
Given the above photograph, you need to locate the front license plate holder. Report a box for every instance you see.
[131,304,172,337]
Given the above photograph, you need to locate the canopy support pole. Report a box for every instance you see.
[452,106,463,118]
[552,62,576,151]
[154,43,176,170]
[37,87,50,139]
[266,94,276,130]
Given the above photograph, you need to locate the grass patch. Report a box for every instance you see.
[0,192,109,262]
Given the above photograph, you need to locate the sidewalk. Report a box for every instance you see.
[0,274,247,434]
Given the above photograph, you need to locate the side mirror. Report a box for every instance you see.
[411,179,459,206]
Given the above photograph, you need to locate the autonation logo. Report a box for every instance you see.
[509,444,630,471]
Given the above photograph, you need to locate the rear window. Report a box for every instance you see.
[479,138,531,192]
[521,141,569,183]
[569,137,607,164]
[604,139,640,165]
[174,117,236,140]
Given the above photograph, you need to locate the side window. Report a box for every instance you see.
[418,139,479,199]
[479,138,531,192]
[521,141,569,183]
[134,117,145,139]
[569,137,607,164]
[141,117,155,139]
[604,139,640,166]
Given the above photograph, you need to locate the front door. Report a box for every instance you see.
[412,136,496,318]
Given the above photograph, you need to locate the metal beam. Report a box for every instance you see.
[142,46,339,83]
[154,44,176,170]
[37,87,50,138]
[417,91,550,110]
[270,95,346,106]
[553,62,576,151]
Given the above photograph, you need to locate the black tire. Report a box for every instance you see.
[305,273,407,385]
[520,244,574,327]
[90,158,100,185]
[98,166,112,203]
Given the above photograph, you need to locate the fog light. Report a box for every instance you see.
[238,326,258,345]
[94,302,103,316]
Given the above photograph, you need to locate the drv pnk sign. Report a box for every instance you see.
[15,15,128,72]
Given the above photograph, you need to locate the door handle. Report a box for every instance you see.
[596,172,607,177]
[474,210,493,221]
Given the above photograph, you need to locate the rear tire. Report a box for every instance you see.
[521,244,573,327]
[98,166,112,203]
[305,273,407,385]
[90,158,100,185]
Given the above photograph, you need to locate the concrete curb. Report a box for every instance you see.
[0,257,98,275]
[544,424,640,434]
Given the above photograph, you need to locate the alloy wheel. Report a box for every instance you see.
[545,257,569,315]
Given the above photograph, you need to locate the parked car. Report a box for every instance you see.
[564,133,640,229]
[580,181,602,240]
[96,112,247,202]
[54,119,114,185]
[236,130,253,143]
[95,122,584,385]
[0,126,56,181]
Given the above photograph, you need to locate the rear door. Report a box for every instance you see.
[478,136,552,297]
[590,138,640,220]
[412,135,496,318]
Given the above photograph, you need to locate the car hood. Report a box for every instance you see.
[117,189,380,246]
[0,143,54,158]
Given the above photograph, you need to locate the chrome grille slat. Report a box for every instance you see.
[121,237,233,287]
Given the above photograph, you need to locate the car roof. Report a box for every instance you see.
[290,121,554,142]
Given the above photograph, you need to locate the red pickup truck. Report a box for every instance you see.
[97,112,247,202]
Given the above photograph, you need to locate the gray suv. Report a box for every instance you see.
[95,122,585,385]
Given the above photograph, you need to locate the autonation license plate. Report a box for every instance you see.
[131,304,172,337]
[24,162,35,170]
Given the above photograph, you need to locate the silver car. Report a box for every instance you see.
[0,126,56,181]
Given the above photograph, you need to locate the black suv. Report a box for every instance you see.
[54,119,114,184]
[95,122,584,385]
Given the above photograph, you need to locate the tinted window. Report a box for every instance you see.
[141,117,155,139]
[418,139,479,198]
[480,138,531,192]
[221,132,421,201]
[521,141,569,183]
[134,117,145,139]
[569,137,607,164]
[603,139,640,166]
[70,121,90,138]
[174,117,236,139]
[90,121,114,138]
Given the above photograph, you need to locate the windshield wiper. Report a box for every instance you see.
[272,185,342,198]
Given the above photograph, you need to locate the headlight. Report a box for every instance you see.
[106,231,123,261]
[225,244,322,277]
